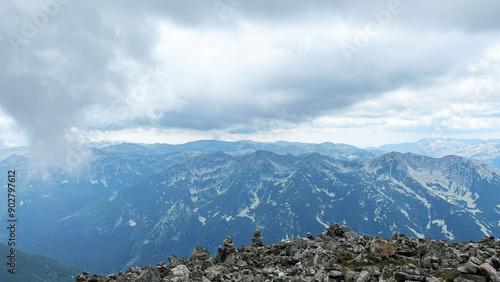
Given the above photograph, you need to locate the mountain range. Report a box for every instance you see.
[371,138,500,169]
[0,139,499,274]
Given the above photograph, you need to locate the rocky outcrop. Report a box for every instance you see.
[76,223,500,282]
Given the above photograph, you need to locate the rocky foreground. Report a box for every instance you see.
[75,224,500,282]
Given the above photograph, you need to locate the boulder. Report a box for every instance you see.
[394,272,425,282]
[459,274,488,282]
[171,265,190,277]
[478,263,498,282]
[307,232,315,240]
[135,265,161,282]
[371,238,398,257]
[190,246,211,261]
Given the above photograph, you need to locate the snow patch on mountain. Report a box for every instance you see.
[237,207,255,222]
[58,215,73,222]
[249,191,260,209]
[475,220,490,236]
[432,219,454,240]
[400,209,410,220]
[406,225,424,238]
[408,168,478,209]
[109,191,118,202]
[198,216,206,226]
[315,214,329,228]
[100,178,108,187]
[167,200,179,213]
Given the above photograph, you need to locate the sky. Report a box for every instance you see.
[1,0,500,156]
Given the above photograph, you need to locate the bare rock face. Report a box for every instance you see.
[75,223,500,282]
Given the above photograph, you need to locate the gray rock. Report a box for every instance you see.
[459,274,487,282]
[356,270,370,282]
[135,265,161,282]
[425,276,441,282]
[471,257,483,265]
[190,246,211,261]
[204,265,225,281]
[171,265,189,277]
[459,266,472,274]
[371,238,398,257]
[466,261,479,273]
[394,272,425,282]
[307,232,315,240]
[329,270,343,278]
[478,263,498,282]
[74,223,500,282]
[168,255,182,267]
[490,256,500,270]
[75,274,87,282]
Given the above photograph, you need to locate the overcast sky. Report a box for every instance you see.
[1,0,500,154]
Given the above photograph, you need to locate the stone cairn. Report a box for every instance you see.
[251,229,264,247]
[76,223,500,282]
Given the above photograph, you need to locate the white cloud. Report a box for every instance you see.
[2,0,500,151]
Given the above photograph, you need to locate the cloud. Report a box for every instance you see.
[1,0,500,153]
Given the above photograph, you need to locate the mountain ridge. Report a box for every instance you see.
[22,150,500,273]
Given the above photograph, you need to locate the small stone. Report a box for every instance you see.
[328,270,343,278]
[168,255,182,267]
[490,255,500,270]
[172,265,190,277]
[459,266,472,274]
[306,232,314,240]
[426,276,441,282]
[357,270,370,282]
[471,257,483,265]
[466,261,479,273]
[75,274,87,282]
[394,272,425,282]
[460,274,487,282]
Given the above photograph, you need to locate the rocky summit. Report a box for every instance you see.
[75,223,500,282]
